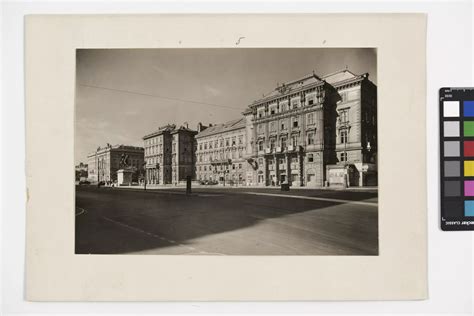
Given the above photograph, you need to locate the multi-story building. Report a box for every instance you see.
[195,118,248,185]
[143,124,197,185]
[243,69,377,187]
[326,69,377,187]
[87,144,144,183]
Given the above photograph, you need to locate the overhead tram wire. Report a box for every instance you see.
[78,83,244,111]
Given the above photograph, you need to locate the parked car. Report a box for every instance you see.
[78,180,91,185]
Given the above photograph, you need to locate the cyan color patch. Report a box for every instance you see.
[465,201,474,216]
[464,101,474,117]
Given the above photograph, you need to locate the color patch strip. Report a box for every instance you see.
[464,201,474,216]
[464,101,474,117]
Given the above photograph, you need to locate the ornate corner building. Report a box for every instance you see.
[242,69,377,187]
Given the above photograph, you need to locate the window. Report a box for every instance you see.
[204,166,207,171]
[291,135,298,146]
[239,163,242,169]
[238,136,243,145]
[226,138,230,147]
[220,139,224,147]
[307,113,315,125]
[270,122,276,132]
[258,124,264,133]
[280,137,287,149]
[291,99,299,109]
[292,117,299,128]
[270,138,276,150]
[340,130,348,144]
[204,143,207,150]
[238,149,242,158]
[270,106,276,115]
[307,132,315,145]
[258,110,265,118]
[258,140,264,151]
[232,137,236,146]
[215,140,218,148]
[280,119,287,130]
[258,158,264,166]
[340,152,348,162]
[209,142,213,149]
[281,103,288,112]
[307,96,315,105]
[232,164,236,170]
[339,110,349,123]
[308,154,314,162]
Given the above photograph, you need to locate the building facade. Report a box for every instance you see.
[143,124,197,185]
[243,69,377,187]
[87,144,145,183]
[195,118,248,185]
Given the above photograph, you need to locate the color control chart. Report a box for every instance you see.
[440,87,474,231]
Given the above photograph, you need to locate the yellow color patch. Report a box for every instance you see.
[464,161,474,176]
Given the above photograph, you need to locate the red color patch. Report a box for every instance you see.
[464,141,474,157]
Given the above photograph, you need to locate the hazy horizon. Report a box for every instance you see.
[75,48,376,164]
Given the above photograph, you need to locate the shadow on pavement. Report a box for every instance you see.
[75,185,378,255]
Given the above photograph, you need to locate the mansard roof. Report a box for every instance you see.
[195,117,246,139]
[247,69,369,110]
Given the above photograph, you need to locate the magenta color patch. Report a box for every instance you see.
[465,181,474,196]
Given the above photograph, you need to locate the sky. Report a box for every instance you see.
[75,48,376,164]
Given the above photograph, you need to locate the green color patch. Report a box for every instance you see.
[464,121,474,137]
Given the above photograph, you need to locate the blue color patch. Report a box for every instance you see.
[463,101,474,117]
[464,201,474,216]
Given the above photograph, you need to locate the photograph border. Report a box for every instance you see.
[25,14,427,301]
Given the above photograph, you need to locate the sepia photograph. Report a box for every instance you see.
[75,48,378,255]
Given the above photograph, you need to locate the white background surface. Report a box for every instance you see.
[1,0,473,315]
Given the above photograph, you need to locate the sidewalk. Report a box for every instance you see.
[112,183,378,192]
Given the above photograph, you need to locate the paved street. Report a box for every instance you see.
[75,186,378,255]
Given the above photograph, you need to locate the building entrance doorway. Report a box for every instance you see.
[280,174,286,183]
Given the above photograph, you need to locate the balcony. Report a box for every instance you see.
[287,145,295,152]
[210,158,232,165]
[275,147,282,153]
[265,148,272,154]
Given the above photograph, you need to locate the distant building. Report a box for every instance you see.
[195,118,248,185]
[87,144,144,183]
[243,69,377,187]
[143,124,197,185]
[75,162,88,181]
